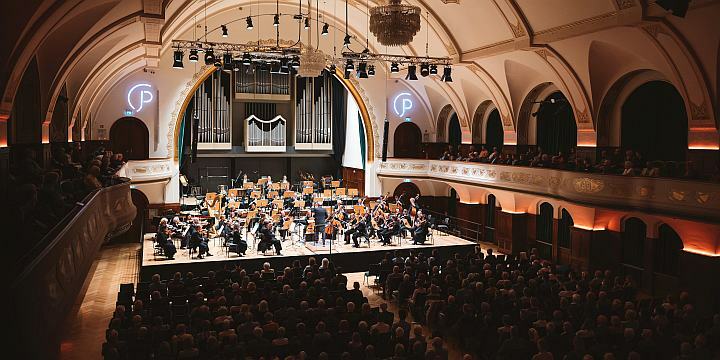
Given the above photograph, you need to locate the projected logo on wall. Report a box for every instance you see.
[127,84,154,113]
[393,92,413,118]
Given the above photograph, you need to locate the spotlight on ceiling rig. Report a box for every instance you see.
[204,48,216,65]
[221,25,228,37]
[173,50,184,69]
[246,16,254,30]
[357,62,368,79]
[368,64,376,77]
[390,62,400,73]
[188,49,199,63]
[273,14,280,27]
[420,63,430,77]
[343,34,352,47]
[406,64,418,81]
[441,66,453,82]
[321,23,329,36]
[429,64,438,75]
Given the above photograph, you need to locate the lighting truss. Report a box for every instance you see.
[339,50,451,67]
[171,40,302,59]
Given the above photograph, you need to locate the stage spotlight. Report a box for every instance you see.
[329,63,337,73]
[390,62,400,73]
[270,61,281,74]
[290,57,300,69]
[441,66,453,82]
[232,60,241,72]
[273,14,280,27]
[344,69,352,79]
[258,62,270,72]
[173,50,184,69]
[280,58,290,74]
[204,48,215,65]
[368,64,376,77]
[222,53,232,70]
[345,59,354,71]
[221,25,228,37]
[304,17,310,29]
[429,64,438,75]
[343,34,352,47]
[246,16,254,30]
[420,63,430,77]
[321,23,329,36]
[406,65,418,81]
[188,49,199,62]
[242,53,252,66]
[358,62,368,78]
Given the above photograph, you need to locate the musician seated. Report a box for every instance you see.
[189,225,212,259]
[379,215,400,246]
[155,218,177,259]
[162,237,177,260]
[227,224,247,256]
[345,213,369,248]
[258,220,282,255]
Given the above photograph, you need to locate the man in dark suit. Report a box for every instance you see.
[258,220,282,255]
[189,225,212,259]
[311,202,328,245]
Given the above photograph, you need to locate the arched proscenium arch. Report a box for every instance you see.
[170,66,376,163]
[472,100,495,144]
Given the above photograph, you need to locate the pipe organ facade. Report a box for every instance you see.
[295,72,333,150]
[193,70,232,150]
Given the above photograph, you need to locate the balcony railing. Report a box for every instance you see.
[9,177,136,358]
[377,158,720,222]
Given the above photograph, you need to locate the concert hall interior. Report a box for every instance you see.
[3,0,720,359]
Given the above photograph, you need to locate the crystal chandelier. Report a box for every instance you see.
[370,0,422,46]
[297,45,326,78]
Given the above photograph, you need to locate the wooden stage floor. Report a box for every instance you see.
[141,231,482,280]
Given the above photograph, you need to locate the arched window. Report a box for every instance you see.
[654,224,683,276]
[485,109,503,152]
[536,91,577,156]
[558,209,573,249]
[621,81,687,161]
[448,113,461,149]
[622,218,647,268]
[484,194,496,243]
[536,203,554,260]
[393,122,422,158]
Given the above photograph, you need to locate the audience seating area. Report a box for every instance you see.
[105,248,720,360]
[438,146,716,181]
[8,144,126,262]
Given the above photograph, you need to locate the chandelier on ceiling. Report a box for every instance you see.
[297,45,326,78]
[369,0,422,46]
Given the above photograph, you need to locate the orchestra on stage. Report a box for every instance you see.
[152,173,431,261]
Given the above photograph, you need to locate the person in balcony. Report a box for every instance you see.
[622,161,637,176]
[488,147,500,163]
[478,146,489,161]
[84,165,103,192]
[439,145,457,161]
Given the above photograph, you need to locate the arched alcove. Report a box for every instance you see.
[622,217,647,268]
[484,194,497,244]
[448,114,461,149]
[655,224,683,276]
[436,105,455,142]
[536,91,577,156]
[486,109,504,151]
[536,202,554,260]
[393,122,422,158]
[110,117,149,160]
[471,100,494,144]
[621,81,687,161]
[558,208,574,250]
[393,181,421,207]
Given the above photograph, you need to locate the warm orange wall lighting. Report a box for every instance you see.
[574,224,606,231]
[688,145,720,150]
[683,247,720,257]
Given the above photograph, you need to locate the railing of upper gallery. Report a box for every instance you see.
[295,71,333,150]
[377,158,720,222]
[194,68,232,150]
[246,115,287,152]
[8,176,135,359]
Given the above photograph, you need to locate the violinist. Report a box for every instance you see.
[189,225,212,259]
[258,220,282,255]
[378,213,399,246]
[227,223,247,256]
[345,213,369,248]
[156,218,177,259]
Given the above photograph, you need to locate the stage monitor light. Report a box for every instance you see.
[406,65,418,81]
[172,50,184,69]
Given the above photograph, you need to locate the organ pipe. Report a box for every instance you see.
[191,69,231,147]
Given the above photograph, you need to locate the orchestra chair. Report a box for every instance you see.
[331,180,340,188]
[426,231,435,245]
[364,263,380,286]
